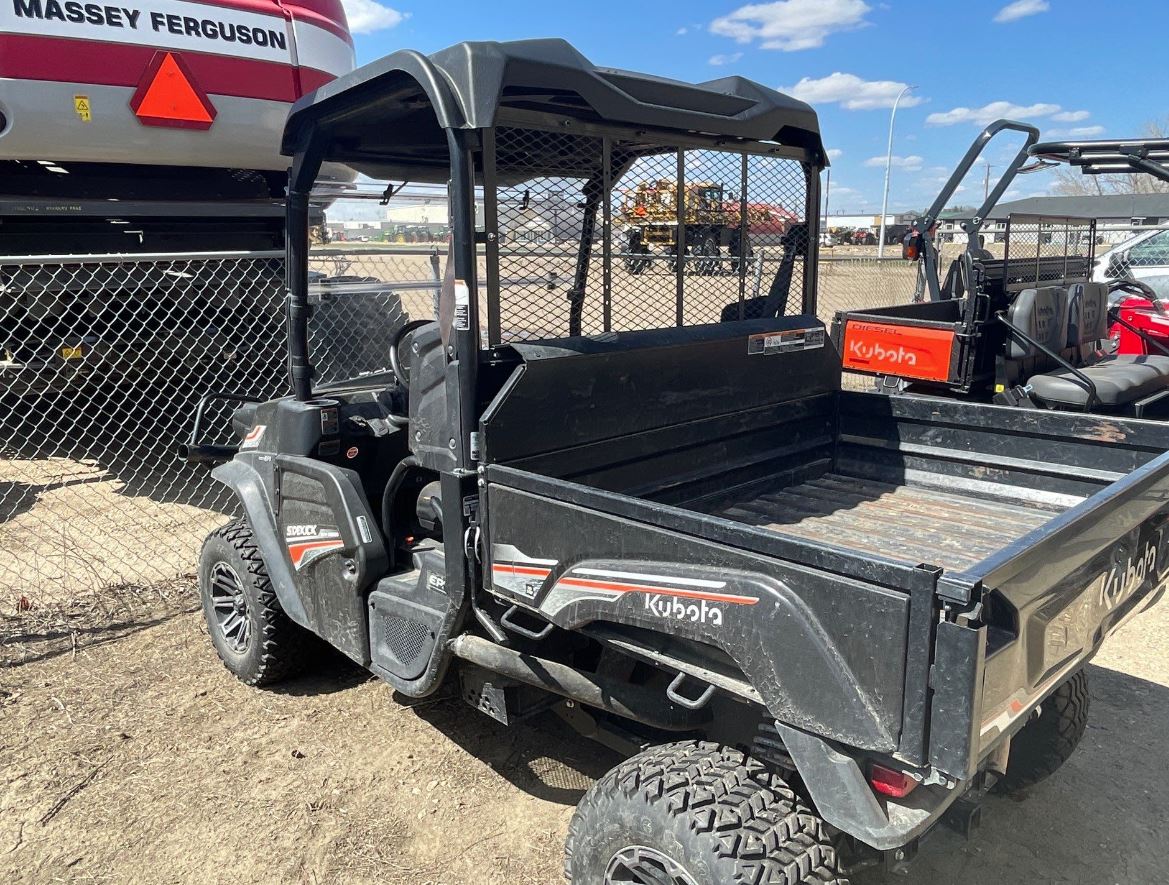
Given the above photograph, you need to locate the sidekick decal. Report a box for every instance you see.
[284,523,343,570]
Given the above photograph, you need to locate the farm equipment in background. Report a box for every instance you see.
[833,124,1169,417]
[619,179,792,275]
[0,0,357,398]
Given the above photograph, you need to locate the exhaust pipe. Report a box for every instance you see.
[448,634,709,732]
[178,443,238,466]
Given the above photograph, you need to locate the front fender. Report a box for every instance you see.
[209,457,311,628]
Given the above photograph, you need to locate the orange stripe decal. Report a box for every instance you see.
[493,564,552,578]
[558,576,758,606]
[287,539,344,568]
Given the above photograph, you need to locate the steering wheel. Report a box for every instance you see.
[389,319,437,385]
[1109,278,1168,315]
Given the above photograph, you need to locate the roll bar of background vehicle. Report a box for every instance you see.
[1029,139,1169,185]
[915,119,1040,302]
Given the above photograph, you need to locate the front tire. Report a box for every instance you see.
[565,740,847,884]
[198,520,312,687]
[994,669,1090,793]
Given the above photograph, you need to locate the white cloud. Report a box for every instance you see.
[994,0,1050,22]
[925,101,1061,126]
[864,154,924,171]
[1051,110,1090,122]
[1048,125,1106,137]
[782,72,923,111]
[711,0,871,51]
[708,52,744,65]
[826,148,844,160]
[829,186,860,197]
[676,26,689,35]
[342,0,405,34]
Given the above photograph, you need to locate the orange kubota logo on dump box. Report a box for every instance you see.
[841,320,955,382]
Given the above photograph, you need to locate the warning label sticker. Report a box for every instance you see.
[73,94,92,122]
[453,280,471,331]
[747,327,825,356]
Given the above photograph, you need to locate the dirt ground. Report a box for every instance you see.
[2,583,1168,885]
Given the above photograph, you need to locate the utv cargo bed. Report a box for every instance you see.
[710,472,1062,572]
[479,319,1169,800]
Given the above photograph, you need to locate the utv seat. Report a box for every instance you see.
[1022,282,1169,409]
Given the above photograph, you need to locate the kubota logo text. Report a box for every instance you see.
[848,338,918,366]
[1096,539,1160,612]
[644,594,724,626]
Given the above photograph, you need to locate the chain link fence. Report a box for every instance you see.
[0,235,981,625]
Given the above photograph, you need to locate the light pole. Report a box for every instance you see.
[877,84,916,259]
[823,167,831,228]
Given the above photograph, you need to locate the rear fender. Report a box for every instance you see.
[484,482,910,752]
[776,723,965,851]
[528,558,904,750]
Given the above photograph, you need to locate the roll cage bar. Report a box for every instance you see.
[279,39,826,474]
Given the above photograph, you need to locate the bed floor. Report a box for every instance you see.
[710,472,1066,571]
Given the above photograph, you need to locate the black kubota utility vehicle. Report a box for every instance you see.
[834,125,1169,418]
[186,41,1169,883]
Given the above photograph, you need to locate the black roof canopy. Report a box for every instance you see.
[282,38,824,182]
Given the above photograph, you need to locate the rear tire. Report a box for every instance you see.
[198,520,312,687]
[565,740,847,884]
[994,669,1090,794]
[696,234,720,276]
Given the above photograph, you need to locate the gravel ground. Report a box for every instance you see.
[2,584,1167,885]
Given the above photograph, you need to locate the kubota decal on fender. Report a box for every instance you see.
[541,566,758,628]
[841,319,956,381]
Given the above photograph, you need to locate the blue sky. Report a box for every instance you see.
[338,0,1163,214]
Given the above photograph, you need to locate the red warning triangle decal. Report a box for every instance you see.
[130,51,217,131]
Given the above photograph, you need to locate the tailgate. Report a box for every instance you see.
[833,301,965,383]
[928,448,1169,778]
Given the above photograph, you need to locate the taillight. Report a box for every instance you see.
[869,763,919,798]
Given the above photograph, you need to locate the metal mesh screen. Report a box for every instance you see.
[1098,225,1169,286]
[1000,215,1096,292]
[0,253,284,608]
[306,249,442,382]
[0,245,444,620]
[488,126,810,343]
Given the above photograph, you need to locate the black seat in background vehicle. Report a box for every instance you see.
[1023,282,1169,410]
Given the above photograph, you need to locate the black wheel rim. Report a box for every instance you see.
[605,846,699,885]
[209,562,250,653]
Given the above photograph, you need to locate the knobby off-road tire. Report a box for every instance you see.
[198,520,312,687]
[565,740,848,885]
[994,669,1090,794]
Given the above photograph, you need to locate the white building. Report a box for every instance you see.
[821,212,914,231]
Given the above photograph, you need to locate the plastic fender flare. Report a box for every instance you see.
[209,458,311,628]
[775,723,965,850]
